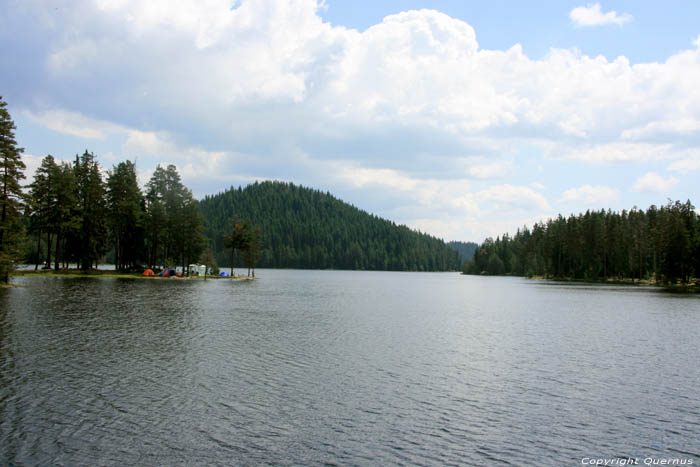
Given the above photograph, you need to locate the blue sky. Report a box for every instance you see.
[2,0,699,242]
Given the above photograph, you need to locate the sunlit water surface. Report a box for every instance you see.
[1,271,698,465]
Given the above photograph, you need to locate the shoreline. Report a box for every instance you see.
[12,269,255,281]
[461,273,699,292]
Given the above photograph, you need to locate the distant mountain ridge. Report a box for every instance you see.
[447,241,478,263]
[198,181,461,271]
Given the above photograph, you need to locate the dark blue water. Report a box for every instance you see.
[1,271,698,465]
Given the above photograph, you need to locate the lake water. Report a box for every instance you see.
[1,270,698,466]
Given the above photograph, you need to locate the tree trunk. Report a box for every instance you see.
[54,232,61,271]
[1,176,6,283]
[46,231,52,268]
[35,230,41,270]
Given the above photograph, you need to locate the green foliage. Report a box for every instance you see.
[107,160,144,271]
[200,181,460,271]
[24,155,205,273]
[68,151,107,271]
[27,154,57,268]
[223,218,255,276]
[144,164,205,270]
[0,96,26,282]
[243,223,262,277]
[463,201,699,284]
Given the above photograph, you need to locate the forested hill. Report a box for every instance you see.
[198,181,460,271]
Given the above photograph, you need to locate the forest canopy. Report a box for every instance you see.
[25,154,207,273]
[462,200,700,284]
[199,181,461,271]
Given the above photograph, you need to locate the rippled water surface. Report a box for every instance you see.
[1,271,699,465]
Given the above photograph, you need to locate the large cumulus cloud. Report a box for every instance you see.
[3,0,699,240]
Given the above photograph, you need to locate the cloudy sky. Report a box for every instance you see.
[2,0,699,243]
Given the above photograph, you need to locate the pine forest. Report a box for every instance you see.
[462,201,700,284]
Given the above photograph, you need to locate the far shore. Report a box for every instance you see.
[461,272,699,292]
[12,269,255,281]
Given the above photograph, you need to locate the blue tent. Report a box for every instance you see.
[220,271,229,277]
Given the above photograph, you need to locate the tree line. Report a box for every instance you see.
[0,96,26,282]
[25,153,210,273]
[462,201,700,284]
[2,97,459,278]
[199,181,461,271]
[0,96,258,281]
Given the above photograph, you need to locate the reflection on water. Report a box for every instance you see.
[1,271,699,465]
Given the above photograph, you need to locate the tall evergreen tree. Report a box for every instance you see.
[223,219,249,277]
[27,155,57,269]
[106,160,144,271]
[51,162,79,270]
[243,223,262,277]
[69,151,107,270]
[144,165,168,268]
[143,164,200,269]
[179,192,205,272]
[0,97,26,283]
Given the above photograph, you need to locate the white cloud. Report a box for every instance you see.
[21,153,76,186]
[560,185,620,204]
[475,185,551,211]
[24,109,126,139]
[632,172,679,193]
[467,160,512,179]
[570,3,632,27]
[667,157,700,173]
[11,1,700,168]
[5,1,700,242]
[562,143,680,163]
[621,119,700,140]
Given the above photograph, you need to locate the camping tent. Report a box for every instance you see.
[143,269,155,276]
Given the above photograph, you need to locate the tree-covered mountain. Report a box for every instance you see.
[199,181,460,271]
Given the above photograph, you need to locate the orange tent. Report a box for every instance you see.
[143,269,155,276]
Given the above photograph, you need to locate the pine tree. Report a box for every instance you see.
[52,162,79,270]
[106,160,144,271]
[224,219,249,277]
[144,165,167,268]
[0,97,26,283]
[243,223,262,277]
[180,192,205,272]
[70,151,106,271]
[27,155,57,269]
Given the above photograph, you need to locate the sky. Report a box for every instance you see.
[2,0,699,243]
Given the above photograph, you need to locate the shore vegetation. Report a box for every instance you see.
[462,200,699,286]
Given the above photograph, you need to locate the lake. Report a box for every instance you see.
[1,270,698,466]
